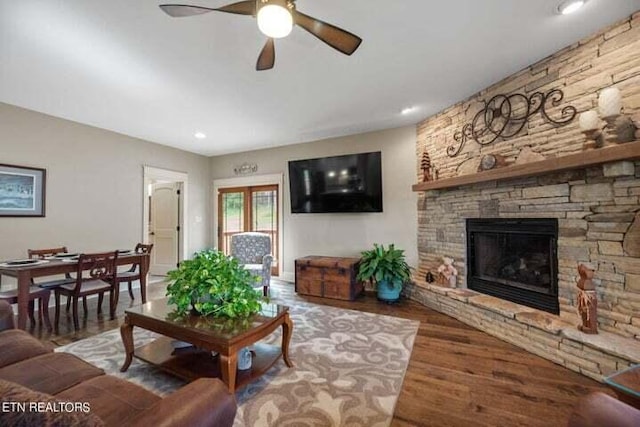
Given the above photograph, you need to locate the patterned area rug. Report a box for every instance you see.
[56,302,419,426]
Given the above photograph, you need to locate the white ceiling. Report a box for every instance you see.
[1,0,639,156]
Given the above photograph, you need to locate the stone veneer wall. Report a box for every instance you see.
[411,13,640,380]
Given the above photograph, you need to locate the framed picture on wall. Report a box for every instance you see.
[0,164,46,217]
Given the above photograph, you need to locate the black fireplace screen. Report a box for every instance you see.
[467,218,559,314]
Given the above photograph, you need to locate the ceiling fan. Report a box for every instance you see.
[159,0,363,71]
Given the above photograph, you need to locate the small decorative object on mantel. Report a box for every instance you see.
[576,262,598,335]
[578,110,603,149]
[437,256,458,288]
[599,87,637,145]
[579,87,638,148]
[477,154,508,172]
[447,88,577,157]
[515,146,546,164]
[420,150,433,182]
[233,162,258,176]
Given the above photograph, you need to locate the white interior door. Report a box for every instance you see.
[150,182,180,275]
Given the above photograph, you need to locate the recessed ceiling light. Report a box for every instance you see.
[194,132,206,139]
[557,0,585,15]
[401,106,417,115]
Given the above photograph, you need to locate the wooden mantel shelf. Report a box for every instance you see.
[412,141,640,192]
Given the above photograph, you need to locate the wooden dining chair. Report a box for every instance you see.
[0,246,75,331]
[0,246,66,289]
[0,286,52,331]
[114,243,153,303]
[0,246,73,331]
[28,246,89,319]
[54,251,118,332]
[28,246,77,289]
[28,246,69,259]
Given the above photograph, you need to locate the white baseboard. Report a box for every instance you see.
[279,271,295,283]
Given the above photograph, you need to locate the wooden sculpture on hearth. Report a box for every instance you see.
[576,263,598,334]
[437,257,458,288]
[421,150,433,182]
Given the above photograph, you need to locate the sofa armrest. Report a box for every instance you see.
[568,392,640,427]
[129,378,237,427]
[0,301,15,332]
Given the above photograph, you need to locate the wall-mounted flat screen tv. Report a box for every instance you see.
[288,151,383,213]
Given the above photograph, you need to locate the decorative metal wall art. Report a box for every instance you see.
[233,162,258,175]
[447,89,577,157]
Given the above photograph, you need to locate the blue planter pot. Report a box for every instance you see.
[377,280,401,303]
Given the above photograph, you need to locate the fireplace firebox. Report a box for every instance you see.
[466,218,559,314]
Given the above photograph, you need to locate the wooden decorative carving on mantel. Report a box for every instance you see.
[420,150,433,182]
[447,88,577,157]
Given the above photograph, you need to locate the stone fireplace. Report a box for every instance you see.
[466,218,559,314]
[407,12,640,382]
[407,163,640,381]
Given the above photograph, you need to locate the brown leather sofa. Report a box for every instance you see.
[568,392,640,427]
[0,301,237,426]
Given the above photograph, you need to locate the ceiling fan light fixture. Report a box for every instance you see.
[257,0,293,39]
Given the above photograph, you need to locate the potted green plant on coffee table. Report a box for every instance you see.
[357,243,411,303]
[166,249,263,318]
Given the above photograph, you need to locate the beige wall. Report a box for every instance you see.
[210,126,418,280]
[0,103,418,281]
[0,103,211,261]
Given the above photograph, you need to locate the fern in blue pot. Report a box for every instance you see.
[357,244,411,303]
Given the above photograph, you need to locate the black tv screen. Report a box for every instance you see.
[288,152,383,213]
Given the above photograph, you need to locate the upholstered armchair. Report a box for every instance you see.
[230,232,273,296]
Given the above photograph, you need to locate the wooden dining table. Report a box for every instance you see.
[0,252,150,330]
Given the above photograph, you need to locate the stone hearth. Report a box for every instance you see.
[403,280,639,381]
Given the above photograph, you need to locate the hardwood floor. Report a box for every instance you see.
[27,279,608,426]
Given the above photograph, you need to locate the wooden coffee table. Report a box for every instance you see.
[120,298,293,393]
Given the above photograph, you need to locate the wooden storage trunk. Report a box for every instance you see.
[295,256,363,301]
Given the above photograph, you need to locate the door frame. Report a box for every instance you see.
[213,173,284,276]
[143,166,188,266]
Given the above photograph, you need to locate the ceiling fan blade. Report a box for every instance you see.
[159,1,255,18]
[256,39,275,71]
[294,11,362,56]
[216,0,255,16]
[159,4,216,17]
